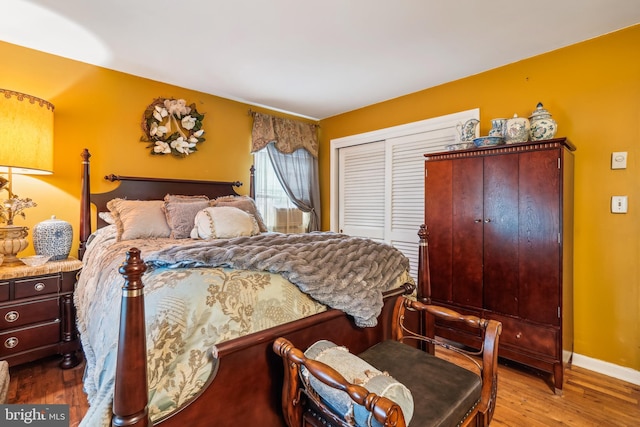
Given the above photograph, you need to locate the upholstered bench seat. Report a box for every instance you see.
[359,340,481,427]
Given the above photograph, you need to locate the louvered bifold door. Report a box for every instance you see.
[385,129,455,278]
[338,140,386,241]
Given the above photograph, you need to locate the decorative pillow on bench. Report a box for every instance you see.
[303,340,414,427]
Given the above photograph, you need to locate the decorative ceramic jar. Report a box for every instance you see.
[504,114,530,144]
[33,215,73,261]
[488,118,508,137]
[529,102,557,141]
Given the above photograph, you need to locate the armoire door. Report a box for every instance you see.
[482,153,520,315]
[424,159,453,302]
[451,157,483,308]
[517,149,561,326]
[425,156,484,308]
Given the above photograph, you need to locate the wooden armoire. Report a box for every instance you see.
[423,138,575,394]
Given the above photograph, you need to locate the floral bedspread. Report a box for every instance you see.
[75,226,330,426]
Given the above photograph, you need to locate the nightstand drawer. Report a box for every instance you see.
[0,320,60,357]
[0,297,60,329]
[14,275,59,299]
[0,282,8,302]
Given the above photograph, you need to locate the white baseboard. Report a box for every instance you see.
[572,353,640,386]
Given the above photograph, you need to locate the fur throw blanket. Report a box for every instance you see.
[145,232,411,327]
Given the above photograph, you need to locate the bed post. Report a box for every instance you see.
[417,224,434,354]
[112,248,150,427]
[417,224,431,303]
[79,149,91,260]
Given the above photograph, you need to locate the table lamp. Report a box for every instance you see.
[0,89,54,264]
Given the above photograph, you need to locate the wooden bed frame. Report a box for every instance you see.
[77,149,423,427]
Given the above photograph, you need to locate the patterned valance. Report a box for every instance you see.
[251,112,318,158]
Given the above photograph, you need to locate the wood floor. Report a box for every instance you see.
[6,354,640,426]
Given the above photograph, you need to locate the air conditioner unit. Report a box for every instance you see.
[273,207,304,233]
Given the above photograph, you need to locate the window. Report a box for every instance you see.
[254,148,308,233]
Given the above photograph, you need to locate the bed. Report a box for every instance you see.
[75,149,418,426]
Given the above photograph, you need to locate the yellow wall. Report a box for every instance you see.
[318,25,640,371]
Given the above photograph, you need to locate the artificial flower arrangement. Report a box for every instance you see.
[140,98,206,157]
[0,177,36,225]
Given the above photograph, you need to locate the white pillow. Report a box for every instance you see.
[191,206,260,239]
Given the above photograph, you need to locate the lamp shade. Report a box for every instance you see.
[0,89,54,175]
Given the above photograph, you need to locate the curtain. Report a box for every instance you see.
[251,112,318,158]
[266,143,321,231]
[250,111,321,231]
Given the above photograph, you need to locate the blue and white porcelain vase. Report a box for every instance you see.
[529,102,558,141]
[33,215,73,261]
[488,118,508,137]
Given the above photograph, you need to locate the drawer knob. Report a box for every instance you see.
[516,332,522,339]
[4,337,18,349]
[34,282,45,292]
[4,311,19,322]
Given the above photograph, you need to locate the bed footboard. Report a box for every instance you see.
[110,248,414,427]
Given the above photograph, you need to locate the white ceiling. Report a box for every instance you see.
[2,0,639,120]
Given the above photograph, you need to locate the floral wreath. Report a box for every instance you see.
[140,98,205,157]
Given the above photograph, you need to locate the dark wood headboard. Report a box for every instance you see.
[79,148,253,259]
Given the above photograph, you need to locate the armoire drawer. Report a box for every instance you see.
[0,297,60,330]
[0,320,60,357]
[488,313,558,358]
[14,275,59,299]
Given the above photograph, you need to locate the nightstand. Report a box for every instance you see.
[0,258,83,369]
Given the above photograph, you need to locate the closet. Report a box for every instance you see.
[424,138,575,393]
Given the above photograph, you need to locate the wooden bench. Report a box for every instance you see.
[273,297,502,427]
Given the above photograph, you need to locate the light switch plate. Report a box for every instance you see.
[611,152,628,169]
[611,196,628,213]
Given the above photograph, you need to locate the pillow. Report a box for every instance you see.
[163,200,210,239]
[107,199,171,241]
[98,211,116,225]
[191,206,260,239]
[303,340,414,427]
[164,194,209,203]
[210,195,267,232]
